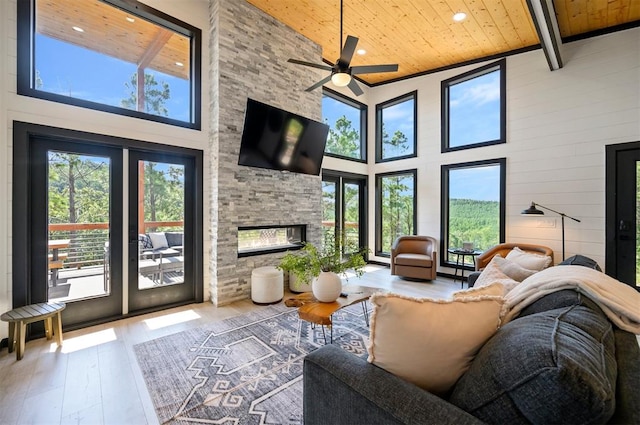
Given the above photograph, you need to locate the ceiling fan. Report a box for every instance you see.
[287,0,399,97]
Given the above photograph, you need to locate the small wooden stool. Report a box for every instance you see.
[1,302,65,360]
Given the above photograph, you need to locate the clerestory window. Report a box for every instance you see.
[17,0,202,129]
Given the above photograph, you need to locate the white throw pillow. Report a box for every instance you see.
[505,247,552,271]
[148,232,169,249]
[367,293,503,396]
[493,255,538,282]
[474,258,520,292]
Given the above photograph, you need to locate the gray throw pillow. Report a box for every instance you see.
[450,302,616,424]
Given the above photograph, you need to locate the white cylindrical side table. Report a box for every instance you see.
[251,266,284,304]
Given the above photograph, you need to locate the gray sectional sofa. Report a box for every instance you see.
[303,289,640,424]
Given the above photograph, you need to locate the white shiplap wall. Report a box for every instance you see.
[328,27,640,270]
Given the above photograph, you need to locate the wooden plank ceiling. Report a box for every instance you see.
[36,0,190,80]
[35,0,640,86]
[247,0,640,84]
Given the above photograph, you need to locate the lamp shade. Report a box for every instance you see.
[522,202,544,215]
[331,72,351,87]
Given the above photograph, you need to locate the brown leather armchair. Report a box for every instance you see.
[391,236,437,280]
[474,243,554,271]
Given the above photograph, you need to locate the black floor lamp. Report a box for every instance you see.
[521,202,581,261]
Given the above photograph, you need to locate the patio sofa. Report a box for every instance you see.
[138,232,184,284]
[303,270,640,424]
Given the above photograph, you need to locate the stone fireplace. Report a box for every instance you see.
[209,0,323,305]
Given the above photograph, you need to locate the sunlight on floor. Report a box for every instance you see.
[52,328,117,353]
[143,309,201,330]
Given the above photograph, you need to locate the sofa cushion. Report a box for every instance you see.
[518,288,603,318]
[367,293,503,396]
[450,302,617,424]
[473,258,520,293]
[394,253,432,267]
[138,234,152,250]
[149,232,169,249]
[558,254,602,271]
[505,246,552,271]
[165,232,183,247]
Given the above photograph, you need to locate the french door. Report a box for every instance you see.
[28,138,123,328]
[606,141,640,291]
[13,122,203,332]
[127,150,198,312]
[322,170,367,254]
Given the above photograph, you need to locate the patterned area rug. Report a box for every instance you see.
[134,303,371,424]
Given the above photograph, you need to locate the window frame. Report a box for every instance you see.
[440,158,506,269]
[17,0,202,130]
[322,88,368,163]
[375,91,418,163]
[375,169,418,257]
[441,59,506,153]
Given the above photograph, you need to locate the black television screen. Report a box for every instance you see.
[238,98,329,176]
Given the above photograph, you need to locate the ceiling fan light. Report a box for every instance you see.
[331,72,351,87]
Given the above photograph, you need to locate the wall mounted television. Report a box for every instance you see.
[238,98,329,176]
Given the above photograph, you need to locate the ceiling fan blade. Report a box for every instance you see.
[347,78,363,96]
[351,64,399,75]
[305,75,333,92]
[288,58,333,72]
[338,35,358,68]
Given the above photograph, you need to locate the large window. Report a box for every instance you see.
[441,59,505,152]
[376,92,417,162]
[376,170,417,256]
[322,88,367,161]
[441,159,506,267]
[18,0,202,129]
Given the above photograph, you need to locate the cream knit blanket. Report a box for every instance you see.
[503,265,640,334]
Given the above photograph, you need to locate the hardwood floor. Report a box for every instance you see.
[0,266,460,425]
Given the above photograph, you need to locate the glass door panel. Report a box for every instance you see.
[343,182,361,254]
[322,179,337,244]
[47,152,112,302]
[128,151,196,312]
[137,160,186,290]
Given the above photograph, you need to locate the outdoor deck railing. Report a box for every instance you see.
[48,221,183,269]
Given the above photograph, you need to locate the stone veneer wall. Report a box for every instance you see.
[209,0,324,305]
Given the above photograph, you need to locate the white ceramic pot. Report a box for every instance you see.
[289,272,312,293]
[312,271,342,302]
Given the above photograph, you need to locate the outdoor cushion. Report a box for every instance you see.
[139,234,153,249]
[165,232,184,247]
[450,302,617,424]
[393,253,432,267]
[149,232,169,249]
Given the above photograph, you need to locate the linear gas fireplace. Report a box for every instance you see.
[238,225,306,257]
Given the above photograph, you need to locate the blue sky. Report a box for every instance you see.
[450,165,500,201]
[35,35,190,122]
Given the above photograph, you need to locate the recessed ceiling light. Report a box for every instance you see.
[175,62,184,67]
[357,49,366,55]
[72,26,84,33]
[453,12,467,22]
[126,16,135,23]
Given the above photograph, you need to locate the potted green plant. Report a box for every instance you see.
[278,233,368,302]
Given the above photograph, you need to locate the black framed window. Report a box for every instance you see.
[322,88,367,162]
[17,0,202,129]
[440,159,506,267]
[441,59,505,152]
[376,91,417,162]
[375,169,417,256]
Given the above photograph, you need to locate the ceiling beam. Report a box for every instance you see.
[527,0,564,70]
[138,28,173,70]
